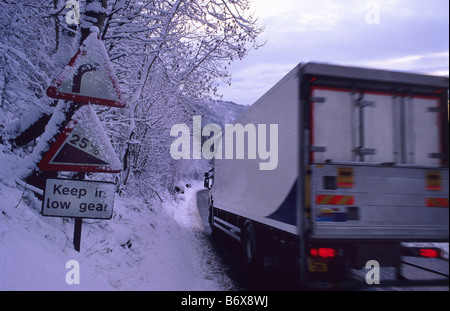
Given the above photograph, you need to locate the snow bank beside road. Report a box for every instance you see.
[0,149,232,290]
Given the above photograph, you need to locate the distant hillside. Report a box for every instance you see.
[200,100,248,127]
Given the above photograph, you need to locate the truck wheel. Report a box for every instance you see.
[242,221,258,266]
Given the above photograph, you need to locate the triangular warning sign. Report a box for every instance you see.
[46,31,126,108]
[52,143,109,165]
[39,105,122,173]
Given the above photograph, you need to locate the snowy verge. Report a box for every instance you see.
[0,147,232,290]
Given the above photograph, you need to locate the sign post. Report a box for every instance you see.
[74,218,82,252]
[40,29,126,252]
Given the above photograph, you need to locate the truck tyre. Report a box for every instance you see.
[242,221,258,266]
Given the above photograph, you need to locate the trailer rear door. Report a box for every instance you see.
[310,86,443,166]
[309,86,448,241]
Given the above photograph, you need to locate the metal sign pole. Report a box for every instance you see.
[73,217,83,252]
[73,165,84,253]
[39,23,125,254]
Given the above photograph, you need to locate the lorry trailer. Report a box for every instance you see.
[205,62,449,288]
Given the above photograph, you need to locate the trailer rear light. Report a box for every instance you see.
[419,248,439,258]
[310,248,336,258]
[401,246,442,258]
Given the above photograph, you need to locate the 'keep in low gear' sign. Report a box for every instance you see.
[42,178,115,219]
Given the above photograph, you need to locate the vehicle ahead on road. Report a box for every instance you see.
[205,62,449,289]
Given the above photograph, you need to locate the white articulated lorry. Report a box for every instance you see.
[206,62,449,288]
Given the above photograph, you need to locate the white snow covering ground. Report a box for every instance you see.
[0,146,234,291]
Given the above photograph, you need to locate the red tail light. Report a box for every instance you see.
[419,248,439,258]
[310,248,336,258]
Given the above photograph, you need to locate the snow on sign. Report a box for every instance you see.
[39,105,121,173]
[42,178,115,219]
[46,29,126,108]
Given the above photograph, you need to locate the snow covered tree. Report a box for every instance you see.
[100,0,263,192]
[0,0,263,194]
[0,1,57,147]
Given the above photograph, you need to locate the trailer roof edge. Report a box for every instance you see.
[301,62,449,89]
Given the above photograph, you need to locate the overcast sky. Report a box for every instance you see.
[217,0,450,106]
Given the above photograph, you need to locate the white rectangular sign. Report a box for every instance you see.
[42,179,115,219]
